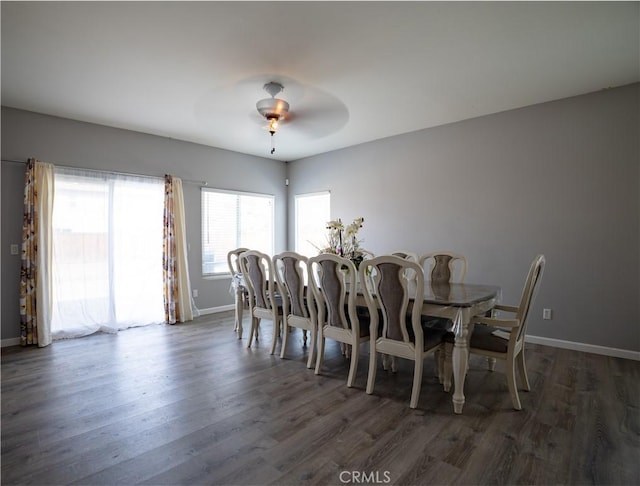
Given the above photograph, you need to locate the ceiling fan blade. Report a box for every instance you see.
[285,103,349,138]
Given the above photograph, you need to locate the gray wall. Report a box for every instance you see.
[288,84,639,353]
[1,107,288,341]
[2,84,639,353]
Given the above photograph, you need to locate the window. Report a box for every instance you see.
[201,188,274,275]
[295,191,330,257]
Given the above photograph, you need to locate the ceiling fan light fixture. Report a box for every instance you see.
[256,99,290,129]
[256,82,290,155]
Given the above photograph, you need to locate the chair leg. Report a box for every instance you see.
[435,350,442,380]
[410,358,424,409]
[517,350,531,391]
[487,357,497,371]
[391,356,398,373]
[346,343,358,388]
[315,335,326,375]
[280,322,289,359]
[443,343,453,392]
[506,356,522,410]
[382,353,389,371]
[366,342,378,394]
[306,327,317,369]
[247,317,259,347]
[237,316,243,340]
[270,318,279,355]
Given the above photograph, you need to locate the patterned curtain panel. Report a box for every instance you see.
[163,175,178,323]
[163,175,195,324]
[20,158,54,347]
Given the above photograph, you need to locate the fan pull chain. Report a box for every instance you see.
[270,132,276,155]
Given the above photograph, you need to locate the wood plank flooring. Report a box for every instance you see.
[2,311,639,485]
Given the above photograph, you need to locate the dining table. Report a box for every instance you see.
[234,268,500,414]
[354,276,501,414]
[417,281,501,414]
[230,272,248,338]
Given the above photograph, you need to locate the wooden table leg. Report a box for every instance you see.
[235,289,244,339]
[451,308,470,414]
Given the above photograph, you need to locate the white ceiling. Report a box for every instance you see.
[2,1,638,162]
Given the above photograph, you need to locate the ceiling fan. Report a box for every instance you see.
[194,75,350,157]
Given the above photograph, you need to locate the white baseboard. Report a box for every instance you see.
[1,337,21,348]
[196,304,235,316]
[526,334,640,361]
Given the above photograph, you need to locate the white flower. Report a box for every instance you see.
[326,219,344,231]
[319,216,365,260]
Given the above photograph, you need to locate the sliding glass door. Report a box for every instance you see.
[51,168,165,339]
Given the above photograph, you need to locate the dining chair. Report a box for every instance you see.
[227,247,250,337]
[273,251,317,368]
[452,254,545,410]
[359,255,447,409]
[383,251,420,369]
[419,251,468,384]
[238,250,283,353]
[308,253,370,387]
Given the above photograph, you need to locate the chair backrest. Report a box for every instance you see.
[273,251,309,319]
[359,255,425,349]
[390,250,419,263]
[238,250,275,311]
[308,253,358,332]
[513,254,546,343]
[359,249,376,259]
[227,247,250,275]
[419,251,467,283]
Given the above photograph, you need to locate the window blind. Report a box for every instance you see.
[201,188,274,275]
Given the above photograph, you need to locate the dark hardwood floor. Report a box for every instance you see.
[2,311,639,485]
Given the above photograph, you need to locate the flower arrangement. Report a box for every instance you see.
[318,217,366,267]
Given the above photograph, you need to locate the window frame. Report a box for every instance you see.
[294,190,331,257]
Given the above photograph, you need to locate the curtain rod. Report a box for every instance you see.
[1,158,208,186]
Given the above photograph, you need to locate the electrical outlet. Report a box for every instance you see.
[192,289,198,298]
[543,308,552,320]
[10,244,19,255]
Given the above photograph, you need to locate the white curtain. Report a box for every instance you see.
[51,168,165,339]
[36,162,55,346]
